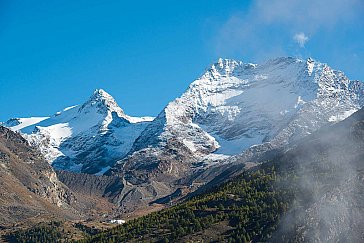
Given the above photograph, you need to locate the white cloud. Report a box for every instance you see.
[293,32,309,47]
[213,0,364,60]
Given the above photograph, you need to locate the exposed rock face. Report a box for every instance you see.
[109,57,364,209]
[3,57,364,214]
[128,57,363,160]
[56,170,123,200]
[0,126,77,225]
[5,89,154,174]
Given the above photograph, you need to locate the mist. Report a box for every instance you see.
[272,109,364,242]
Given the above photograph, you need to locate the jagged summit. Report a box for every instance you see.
[3,57,364,177]
[102,57,364,211]
[89,89,118,105]
[4,88,154,174]
[201,56,321,84]
[94,88,110,97]
[203,58,251,79]
[78,89,126,119]
[3,56,364,219]
[89,89,115,105]
[128,56,364,163]
[214,58,244,74]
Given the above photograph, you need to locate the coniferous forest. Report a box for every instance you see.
[9,160,298,243]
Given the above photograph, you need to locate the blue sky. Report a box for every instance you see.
[1,0,364,121]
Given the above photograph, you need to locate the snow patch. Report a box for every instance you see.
[7,117,49,131]
[214,133,266,155]
[183,139,197,152]
[63,105,78,111]
[328,109,357,122]
[295,96,306,109]
[126,116,155,123]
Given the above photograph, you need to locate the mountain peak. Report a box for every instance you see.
[198,58,245,80]
[79,89,125,117]
[92,88,111,98]
[213,58,244,72]
[90,88,115,102]
[216,58,242,67]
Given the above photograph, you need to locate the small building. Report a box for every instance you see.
[109,219,126,225]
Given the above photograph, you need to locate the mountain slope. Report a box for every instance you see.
[59,107,364,243]
[129,57,363,157]
[0,126,77,226]
[5,89,154,174]
[5,58,362,177]
[109,57,364,209]
[4,57,364,215]
[268,107,364,242]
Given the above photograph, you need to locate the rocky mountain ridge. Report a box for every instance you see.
[0,126,77,225]
[5,89,154,174]
[107,57,364,210]
[4,57,364,212]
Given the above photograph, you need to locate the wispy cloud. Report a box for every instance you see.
[293,32,309,48]
[213,0,364,61]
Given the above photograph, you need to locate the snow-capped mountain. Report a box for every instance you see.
[4,57,364,212]
[5,89,154,174]
[5,57,364,182]
[113,57,364,187]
